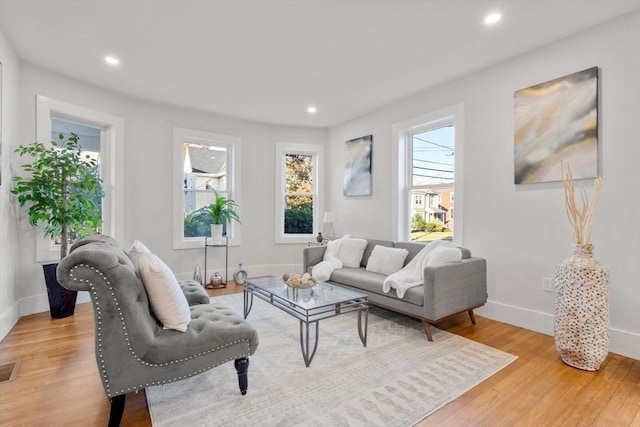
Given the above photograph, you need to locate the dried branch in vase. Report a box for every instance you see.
[561,163,605,245]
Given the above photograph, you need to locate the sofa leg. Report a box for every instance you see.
[235,357,250,395]
[108,394,126,427]
[421,320,433,341]
[468,310,477,324]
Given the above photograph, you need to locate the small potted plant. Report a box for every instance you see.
[208,189,240,244]
[11,132,104,318]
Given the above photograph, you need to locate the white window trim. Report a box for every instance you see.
[274,143,324,244]
[391,103,464,245]
[173,127,241,249]
[35,95,124,263]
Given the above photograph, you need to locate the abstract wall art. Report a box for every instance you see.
[343,135,372,196]
[514,67,599,184]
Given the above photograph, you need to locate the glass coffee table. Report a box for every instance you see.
[243,276,368,367]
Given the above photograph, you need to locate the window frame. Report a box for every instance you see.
[173,127,241,249]
[274,143,324,244]
[392,104,464,244]
[35,95,124,262]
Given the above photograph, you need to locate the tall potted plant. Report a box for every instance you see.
[11,132,104,318]
[208,189,240,245]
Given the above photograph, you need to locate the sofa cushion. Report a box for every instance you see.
[365,245,409,275]
[338,237,368,268]
[426,246,463,266]
[330,268,423,306]
[393,242,427,265]
[361,239,395,267]
[135,252,191,332]
[395,240,471,265]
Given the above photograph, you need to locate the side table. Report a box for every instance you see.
[204,236,228,289]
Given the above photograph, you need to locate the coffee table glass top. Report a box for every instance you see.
[243,276,367,323]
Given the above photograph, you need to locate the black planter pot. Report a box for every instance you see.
[43,263,77,318]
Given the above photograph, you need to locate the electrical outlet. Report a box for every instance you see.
[542,277,553,292]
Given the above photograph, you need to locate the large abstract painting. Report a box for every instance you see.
[514,67,598,184]
[343,135,372,196]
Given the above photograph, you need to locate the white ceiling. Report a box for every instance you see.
[1,0,638,127]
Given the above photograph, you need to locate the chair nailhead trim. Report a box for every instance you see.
[69,264,254,397]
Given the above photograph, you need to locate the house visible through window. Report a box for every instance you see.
[173,127,240,249]
[410,124,455,241]
[183,143,228,238]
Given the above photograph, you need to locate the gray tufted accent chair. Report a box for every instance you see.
[56,235,259,426]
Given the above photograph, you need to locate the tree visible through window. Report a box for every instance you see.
[284,154,313,234]
[51,118,103,244]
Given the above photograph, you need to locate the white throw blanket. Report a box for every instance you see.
[311,238,343,281]
[382,239,456,298]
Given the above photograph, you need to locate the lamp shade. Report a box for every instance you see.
[323,212,336,223]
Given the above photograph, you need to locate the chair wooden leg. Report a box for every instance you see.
[468,310,477,324]
[108,394,126,427]
[235,357,249,395]
[421,319,433,342]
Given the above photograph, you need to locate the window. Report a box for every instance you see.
[275,143,324,244]
[410,124,455,240]
[35,95,124,262]
[173,128,240,249]
[392,104,464,244]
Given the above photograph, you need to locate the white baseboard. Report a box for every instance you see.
[175,263,303,282]
[476,300,640,361]
[0,302,20,342]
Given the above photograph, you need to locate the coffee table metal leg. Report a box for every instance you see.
[358,307,368,347]
[300,320,319,367]
[243,290,254,319]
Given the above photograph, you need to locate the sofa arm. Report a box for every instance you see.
[303,246,326,272]
[422,257,487,321]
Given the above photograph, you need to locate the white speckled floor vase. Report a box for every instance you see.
[554,243,609,371]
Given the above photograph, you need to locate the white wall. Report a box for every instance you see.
[0,26,21,339]
[328,12,640,359]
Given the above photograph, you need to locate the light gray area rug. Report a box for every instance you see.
[147,293,516,426]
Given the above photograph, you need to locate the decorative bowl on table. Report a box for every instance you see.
[282,273,317,289]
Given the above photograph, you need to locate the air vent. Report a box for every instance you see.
[0,362,20,383]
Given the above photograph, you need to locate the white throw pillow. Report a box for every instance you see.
[135,253,191,332]
[366,245,409,275]
[337,237,368,268]
[322,239,342,262]
[426,246,462,266]
[128,240,151,261]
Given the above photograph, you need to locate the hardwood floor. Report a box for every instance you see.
[1,283,638,426]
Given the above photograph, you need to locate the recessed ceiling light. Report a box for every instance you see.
[307,106,317,114]
[104,56,120,65]
[484,12,502,25]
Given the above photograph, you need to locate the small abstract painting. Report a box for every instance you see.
[344,135,372,196]
[514,67,598,184]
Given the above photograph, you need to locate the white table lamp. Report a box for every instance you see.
[323,212,336,238]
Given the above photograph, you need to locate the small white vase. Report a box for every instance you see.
[233,263,248,285]
[554,243,609,371]
[210,224,224,245]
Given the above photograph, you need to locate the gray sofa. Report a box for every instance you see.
[303,238,487,340]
